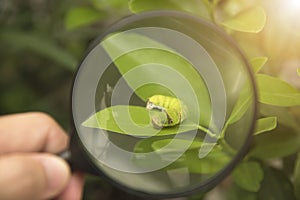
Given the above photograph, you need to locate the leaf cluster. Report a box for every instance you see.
[75,1,300,199]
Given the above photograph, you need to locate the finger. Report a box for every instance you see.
[0,112,69,154]
[0,153,70,200]
[55,172,84,200]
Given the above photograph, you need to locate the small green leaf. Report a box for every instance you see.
[82,105,199,136]
[132,136,172,169]
[258,167,296,200]
[256,74,300,106]
[92,0,129,10]
[250,57,268,73]
[221,6,266,33]
[129,0,211,19]
[134,136,167,153]
[232,161,264,192]
[220,82,254,139]
[227,183,258,200]
[65,7,106,30]
[226,83,252,125]
[293,154,300,199]
[297,68,300,76]
[250,125,300,159]
[188,192,205,200]
[260,104,300,132]
[152,138,203,151]
[220,0,245,16]
[254,116,277,135]
[129,0,181,12]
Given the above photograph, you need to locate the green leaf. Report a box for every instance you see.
[65,7,106,30]
[256,74,300,106]
[128,0,211,19]
[82,105,199,136]
[232,161,264,192]
[188,192,205,200]
[254,116,277,135]
[221,6,266,33]
[134,137,230,174]
[101,32,212,128]
[260,104,300,132]
[0,30,77,71]
[220,0,245,16]
[151,138,203,151]
[134,136,168,153]
[227,183,257,200]
[250,57,268,73]
[297,68,300,76]
[92,0,129,10]
[250,125,300,159]
[129,0,182,12]
[293,154,300,199]
[176,145,231,174]
[226,83,252,125]
[132,136,172,169]
[151,138,231,174]
[258,167,296,200]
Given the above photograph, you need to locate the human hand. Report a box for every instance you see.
[0,112,84,200]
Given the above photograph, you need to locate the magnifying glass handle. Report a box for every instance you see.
[57,150,72,167]
[57,134,99,175]
[57,148,98,175]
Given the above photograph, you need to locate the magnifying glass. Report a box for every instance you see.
[63,10,257,199]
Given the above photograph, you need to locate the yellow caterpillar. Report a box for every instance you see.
[146,95,188,129]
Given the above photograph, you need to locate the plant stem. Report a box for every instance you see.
[197,124,218,138]
[219,138,237,155]
[197,124,236,155]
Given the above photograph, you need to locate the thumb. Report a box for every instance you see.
[0,153,71,200]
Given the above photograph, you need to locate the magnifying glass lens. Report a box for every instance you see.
[71,11,257,198]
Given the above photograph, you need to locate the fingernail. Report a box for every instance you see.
[34,154,71,199]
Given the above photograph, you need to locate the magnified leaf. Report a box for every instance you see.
[134,136,166,153]
[250,57,268,73]
[65,7,106,30]
[224,82,253,134]
[133,137,230,174]
[177,145,231,174]
[152,139,230,174]
[254,116,277,135]
[82,105,199,136]
[256,74,300,106]
[232,161,264,192]
[101,32,212,128]
[221,6,266,33]
[152,138,203,151]
[220,79,255,139]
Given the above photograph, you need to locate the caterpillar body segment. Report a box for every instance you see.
[146,95,188,128]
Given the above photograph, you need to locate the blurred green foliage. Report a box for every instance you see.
[0,0,129,126]
[1,0,300,200]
